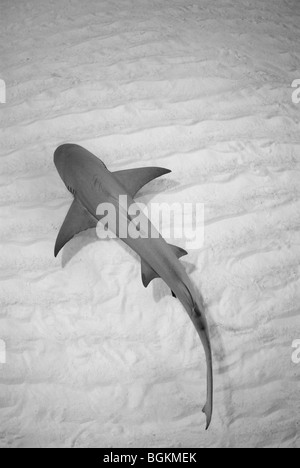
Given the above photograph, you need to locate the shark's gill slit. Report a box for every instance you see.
[67,185,76,195]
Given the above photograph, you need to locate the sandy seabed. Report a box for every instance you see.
[0,0,300,448]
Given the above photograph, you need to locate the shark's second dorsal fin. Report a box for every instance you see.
[113,166,171,198]
[54,200,97,257]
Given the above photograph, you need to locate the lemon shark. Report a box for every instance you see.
[54,143,213,429]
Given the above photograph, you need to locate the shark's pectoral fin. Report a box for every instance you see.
[168,243,188,259]
[141,260,160,288]
[113,166,171,198]
[54,199,97,257]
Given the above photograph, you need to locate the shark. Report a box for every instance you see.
[54,143,213,429]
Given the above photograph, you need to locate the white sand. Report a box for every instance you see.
[0,0,300,448]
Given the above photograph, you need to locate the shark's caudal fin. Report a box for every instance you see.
[192,304,213,430]
[202,342,213,430]
[113,166,171,199]
[141,243,188,287]
[54,200,97,257]
[203,402,213,431]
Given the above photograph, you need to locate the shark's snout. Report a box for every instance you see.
[54,144,72,166]
[54,145,66,171]
[54,144,79,178]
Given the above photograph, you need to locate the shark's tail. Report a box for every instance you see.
[191,303,213,430]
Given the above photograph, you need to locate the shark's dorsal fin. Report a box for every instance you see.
[113,167,171,198]
[141,260,160,288]
[54,199,97,257]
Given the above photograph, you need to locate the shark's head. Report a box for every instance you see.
[54,143,109,197]
[54,143,88,195]
[54,144,77,180]
[54,144,107,180]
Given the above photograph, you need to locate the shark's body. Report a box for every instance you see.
[54,143,213,429]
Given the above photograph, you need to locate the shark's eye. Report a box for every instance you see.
[93,177,102,191]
